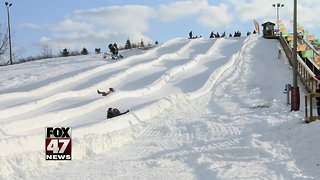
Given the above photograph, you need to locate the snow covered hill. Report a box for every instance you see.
[1,35,320,180]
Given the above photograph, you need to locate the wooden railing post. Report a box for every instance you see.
[305,95,308,120]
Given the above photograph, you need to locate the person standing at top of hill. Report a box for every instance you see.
[210,31,214,38]
[113,43,118,55]
[108,44,117,55]
[189,31,192,39]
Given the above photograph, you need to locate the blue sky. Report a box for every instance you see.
[0,0,319,58]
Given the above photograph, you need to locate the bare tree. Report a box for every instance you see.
[0,25,24,64]
[0,25,9,61]
[41,44,53,58]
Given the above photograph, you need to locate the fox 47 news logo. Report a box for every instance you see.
[45,127,72,160]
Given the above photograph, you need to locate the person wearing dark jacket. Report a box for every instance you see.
[189,31,192,39]
[113,43,118,55]
[107,108,129,118]
[108,44,117,55]
[97,88,115,96]
[210,31,214,38]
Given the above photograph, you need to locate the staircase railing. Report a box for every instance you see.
[279,36,320,93]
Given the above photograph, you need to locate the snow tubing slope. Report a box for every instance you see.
[0,35,269,179]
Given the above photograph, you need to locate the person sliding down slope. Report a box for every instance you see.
[107,108,129,119]
[97,88,115,96]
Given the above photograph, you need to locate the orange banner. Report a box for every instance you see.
[280,27,286,33]
[315,56,320,65]
[287,35,293,41]
[297,27,304,33]
[297,44,306,52]
[253,19,260,34]
[307,34,314,41]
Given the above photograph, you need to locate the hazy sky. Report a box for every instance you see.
[0,0,319,58]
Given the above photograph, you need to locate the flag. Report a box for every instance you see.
[279,23,285,28]
[280,27,286,33]
[297,27,304,33]
[307,34,314,41]
[297,44,306,52]
[301,30,308,37]
[282,31,289,37]
[287,35,293,41]
[253,19,260,34]
[289,40,294,47]
[315,56,320,65]
[302,50,313,58]
[313,39,320,45]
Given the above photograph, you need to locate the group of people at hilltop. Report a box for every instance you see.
[210,31,226,38]
[190,30,258,39]
[188,31,202,39]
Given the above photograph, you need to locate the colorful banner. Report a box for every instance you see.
[282,31,290,37]
[315,56,320,65]
[301,30,308,36]
[280,27,286,33]
[313,39,320,45]
[297,44,306,52]
[287,35,293,41]
[307,34,314,41]
[297,27,304,33]
[279,23,285,28]
[301,50,313,58]
[253,19,260,34]
[289,40,294,47]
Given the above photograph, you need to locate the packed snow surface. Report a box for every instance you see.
[1,35,320,180]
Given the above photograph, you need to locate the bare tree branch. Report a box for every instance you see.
[0,25,9,57]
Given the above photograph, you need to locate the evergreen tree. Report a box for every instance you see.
[155,41,159,45]
[125,38,132,49]
[81,47,89,55]
[95,48,101,54]
[61,48,69,57]
[140,39,145,47]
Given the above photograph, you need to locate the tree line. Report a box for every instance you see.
[0,33,157,65]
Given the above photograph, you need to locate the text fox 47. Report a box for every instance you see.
[45,127,72,160]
